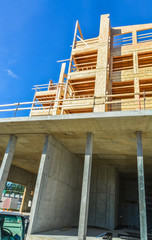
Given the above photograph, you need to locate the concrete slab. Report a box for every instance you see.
[29,227,138,240]
[0,110,152,175]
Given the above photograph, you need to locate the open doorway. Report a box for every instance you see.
[0,182,25,212]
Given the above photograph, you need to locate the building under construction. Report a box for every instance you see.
[0,14,152,239]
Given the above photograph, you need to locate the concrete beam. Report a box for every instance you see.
[136,131,147,240]
[0,135,17,200]
[78,132,93,240]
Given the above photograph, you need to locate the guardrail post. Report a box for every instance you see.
[48,101,53,115]
[14,103,19,117]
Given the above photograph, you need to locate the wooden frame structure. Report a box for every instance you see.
[30,14,152,116]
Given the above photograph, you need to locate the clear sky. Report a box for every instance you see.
[0,0,151,113]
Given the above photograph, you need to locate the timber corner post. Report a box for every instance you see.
[94,14,110,113]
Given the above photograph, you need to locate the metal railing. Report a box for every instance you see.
[32,82,64,92]
[75,37,99,49]
[0,91,151,118]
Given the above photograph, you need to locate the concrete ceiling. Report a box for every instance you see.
[0,110,152,175]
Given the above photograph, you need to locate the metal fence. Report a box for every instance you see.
[0,91,151,118]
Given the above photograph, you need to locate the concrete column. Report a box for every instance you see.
[78,132,93,240]
[136,131,147,240]
[0,135,17,200]
[28,134,51,234]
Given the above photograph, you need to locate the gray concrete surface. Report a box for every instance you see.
[118,177,139,227]
[28,227,139,240]
[0,111,152,238]
[136,131,147,240]
[0,110,152,177]
[78,133,93,240]
[0,135,17,200]
[28,134,83,235]
[88,162,116,230]
[27,135,118,238]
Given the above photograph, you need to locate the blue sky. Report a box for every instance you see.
[0,0,151,116]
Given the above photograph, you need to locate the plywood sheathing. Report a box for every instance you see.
[110,21,152,111]
[30,14,152,116]
[52,63,66,115]
[94,14,110,112]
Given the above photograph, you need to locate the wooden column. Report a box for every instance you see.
[133,51,140,109]
[53,63,66,115]
[94,14,110,112]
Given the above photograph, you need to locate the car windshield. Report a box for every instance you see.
[0,214,24,240]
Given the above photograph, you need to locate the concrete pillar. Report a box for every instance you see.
[78,132,93,240]
[136,131,147,240]
[0,135,17,200]
[28,134,51,234]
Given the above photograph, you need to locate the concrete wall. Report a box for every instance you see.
[29,135,83,234]
[119,177,139,227]
[119,177,152,231]
[88,160,117,230]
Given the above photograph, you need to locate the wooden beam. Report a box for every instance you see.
[78,21,84,39]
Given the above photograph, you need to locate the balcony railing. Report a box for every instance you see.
[32,83,59,92]
[0,91,151,118]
